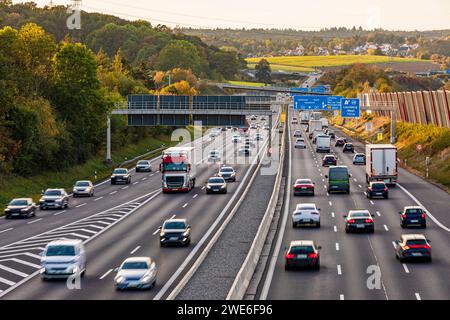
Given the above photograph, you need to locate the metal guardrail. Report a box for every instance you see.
[226,113,287,300]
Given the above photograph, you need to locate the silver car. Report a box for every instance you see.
[114,257,157,290]
[39,189,69,210]
[136,160,152,172]
[41,239,86,279]
[73,180,94,197]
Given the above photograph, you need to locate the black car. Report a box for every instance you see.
[400,206,427,228]
[206,177,227,194]
[111,168,131,185]
[335,138,347,147]
[4,198,37,219]
[353,153,366,165]
[344,210,374,233]
[366,182,388,199]
[343,143,354,153]
[395,234,431,262]
[322,155,337,167]
[160,219,191,247]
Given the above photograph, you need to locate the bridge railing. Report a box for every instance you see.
[120,102,272,111]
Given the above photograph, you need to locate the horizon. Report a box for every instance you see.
[12,0,450,32]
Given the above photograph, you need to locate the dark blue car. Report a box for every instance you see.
[400,206,426,228]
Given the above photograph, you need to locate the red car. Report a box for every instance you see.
[293,178,315,196]
[322,155,337,167]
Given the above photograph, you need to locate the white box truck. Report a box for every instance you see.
[312,112,322,120]
[320,118,329,128]
[316,135,331,153]
[300,111,310,125]
[365,144,398,186]
[308,119,322,134]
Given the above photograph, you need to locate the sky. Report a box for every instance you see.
[14,0,450,31]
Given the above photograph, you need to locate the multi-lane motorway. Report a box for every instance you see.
[0,116,278,300]
[258,112,450,300]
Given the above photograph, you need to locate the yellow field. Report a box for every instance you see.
[226,80,266,87]
[246,55,426,72]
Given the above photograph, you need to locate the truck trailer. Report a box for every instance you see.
[365,144,398,186]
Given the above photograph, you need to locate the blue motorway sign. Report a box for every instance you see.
[341,98,360,118]
[324,96,343,110]
[293,95,327,110]
[311,85,327,94]
[290,87,309,96]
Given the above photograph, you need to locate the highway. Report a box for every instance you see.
[0,116,278,299]
[258,111,450,300]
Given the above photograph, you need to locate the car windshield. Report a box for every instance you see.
[405,239,427,246]
[372,183,386,189]
[356,155,364,159]
[75,181,90,187]
[406,208,423,215]
[10,200,28,206]
[137,161,149,165]
[349,212,370,218]
[296,180,311,184]
[325,156,335,160]
[45,190,61,196]
[209,178,224,184]
[299,206,316,211]
[164,221,186,229]
[290,246,314,254]
[122,262,148,270]
[114,169,127,174]
[221,168,234,173]
[46,245,75,256]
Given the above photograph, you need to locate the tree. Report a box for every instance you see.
[255,59,271,84]
[155,40,201,75]
[209,50,239,79]
[51,42,110,163]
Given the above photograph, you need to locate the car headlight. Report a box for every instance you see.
[182,231,189,237]
[220,185,226,189]
[141,276,152,283]
[206,184,211,189]
[55,199,62,203]
[21,208,28,212]
[5,208,10,212]
[115,276,125,283]
[160,232,165,237]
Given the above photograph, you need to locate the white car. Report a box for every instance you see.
[41,239,86,279]
[293,130,302,137]
[73,180,94,197]
[292,117,298,124]
[292,203,321,228]
[114,257,157,290]
[294,138,306,149]
[208,150,221,162]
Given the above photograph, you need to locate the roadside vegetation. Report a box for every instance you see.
[331,115,450,191]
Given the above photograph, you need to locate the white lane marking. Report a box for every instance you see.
[370,200,375,206]
[133,182,139,185]
[201,186,206,190]
[335,243,340,251]
[402,264,410,274]
[376,211,381,217]
[193,194,198,199]
[152,228,160,236]
[0,277,16,286]
[109,191,117,195]
[8,258,41,269]
[170,214,177,220]
[53,210,66,216]
[384,225,389,231]
[392,241,397,249]
[94,197,103,201]
[75,203,86,208]
[142,178,147,181]
[363,192,367,196]
[329,201,332,206]
[150,174,155,177]
[334,226,337,232]
[337,265,342,275]
[0,264,29,277]
[320,173,323,177]
[0,228,13,235]
[358,184,362,188]
[353,178,357,182]
[398,183,450,233]
[324,185,327,189]
[340,294,345,300]
[326,192,329,197]
[121,186,129,190]
[26,218,42,225]
[130,246,141,255]
[182,203,188,208]
[331,212,335,218]
[99,269,113,280]
[415,293,422,300]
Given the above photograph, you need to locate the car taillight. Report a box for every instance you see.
[384,188,388,192]
[308,253,318,259]
[368,188,372,191]
[348,219,355,224]
[402,214,407,219]
[286,253,295,259]
[365,219,373,223]
[421,214,426,219]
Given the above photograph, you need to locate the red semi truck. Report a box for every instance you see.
[160,147,196,193]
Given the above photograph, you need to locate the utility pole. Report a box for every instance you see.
[106,116,112,164]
